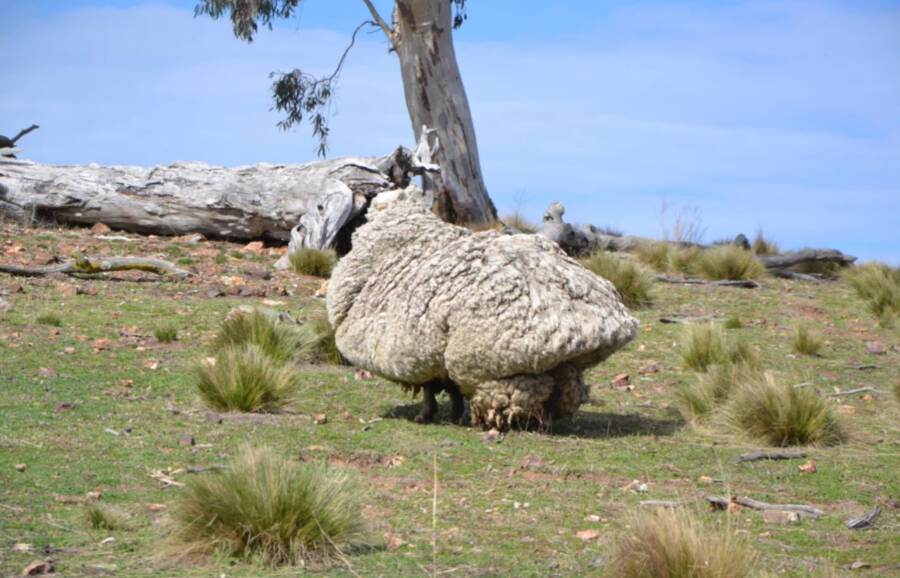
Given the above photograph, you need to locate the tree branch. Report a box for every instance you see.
[361,0,394,44]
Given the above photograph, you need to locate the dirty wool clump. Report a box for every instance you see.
[327,188,638,430]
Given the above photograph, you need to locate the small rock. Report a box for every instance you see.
[204,287,224,299]
[53,282,77,297]
[761,510,801,525]
[21,559,54,575]
[85,491,102,501]
[205,412,223,424]
[313,413,328,425]
[61,347,76,355]
[38,368,59,378]
[12,543,32,553]
[576,529,600,542]
[53,402,75,413]
[585,514,602,523]
[15,464,26,472]
[611,372,630,388]
[99,537,115,546]
[146,503,168,514]
[798,460,817,474]
[849,560,872,570]
[6,281,24,294]
[240,264,271,280]
[0,297,9,313]
[177,434,195,447]
[481,429,503,444]
[90,222,112,234]
[865,341,886,355]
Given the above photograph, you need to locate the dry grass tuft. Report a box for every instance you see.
[680,323,729,372]
[297,313,343,365]
[84,503,127,530]
[610,507,755,578]
[693,246,766,281]
[727,373,846,446]
[289,247,337,278]
[165,445,372,567]
[579,250,654,308]
[36,313,62,327]
[791,323,822,356]
[751,231,779,255]
[154,324,178,343]
[845,262,900,327]
[500,212,538,233]
[196,344,301,412]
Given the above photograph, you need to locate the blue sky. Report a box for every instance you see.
[1,0,898,263]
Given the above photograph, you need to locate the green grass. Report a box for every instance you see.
[727,375,847,446]
[677,363,747,420]
[214,309,299,363]
[634,242,701,275]
[196,344,302,412]
[2,224,899,576]
[165,445,372,566]
[289,247,337,278]
[298,313,343,365]
[83,502,127,531]
[791,323,822,356]
[36,313,62,326]
[693,246,766,281]
[680,323,728,371]
[724,314,742,329]
[610,508,755,578]
[580,250,655,308]
[845,262,900,327]
[751,230,779,255]
[154,324,178,343]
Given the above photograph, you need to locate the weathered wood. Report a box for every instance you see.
[639,500,685,508]
[768,268,821,282]
[846,505,882,529]
[0,152,404,244]
[757,249,856,269]
[730,451,808,464]
[655,275,760,288]
[706,495,824,519]
[0,251,191,280]
[827,387,889,397]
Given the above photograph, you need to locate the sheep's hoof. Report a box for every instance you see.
[414,387,438,423]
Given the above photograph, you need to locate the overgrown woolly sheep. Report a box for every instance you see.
[326,188,638,430]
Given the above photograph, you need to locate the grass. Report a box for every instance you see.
[579,250,655,308]
[196,344,302,412]
[693,246,766,281]
[791,323,822,356]
[610,507,755,578]
[214,309,299,363]
[724,314,742,329]
[677,363,746,420]
[727,374,847,446]
[634,242,701,275]
[83,503,127,531]
[680,323,728,371]
[751,230,779,255]
[289,247,337,278]
[36,312,62,326]
[2,223,899,576]
[500,212,538,233]
[154,324,178,343]
[165,445,372,567]
[298,313,343,365]
[845,262,900,327]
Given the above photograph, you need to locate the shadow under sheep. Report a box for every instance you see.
[383,395,684,439]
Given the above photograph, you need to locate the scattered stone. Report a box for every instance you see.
[177,434,195,447]
[15,463,26,472]
[53,282,77,297]
[313,413,328,424]
[38,368,59,378]
[53,402,75,413]
[204,287,224,299]
[611,373,630,388]
[21,559,54,575]
[12,543,32,553]
[146,503,168,514]
[6,281,24,294]
[481,429,503,444]
[849,561,872,570]
[90,222,111,234]
[576,529,600,542]
[240,264,271,280]
[761,510,801,525]
[0,297,9,313]
[797,460,817,474]
[60,347,76,355]
[99,537,115,546]
[205,412,223,424]
[865,341,887,355]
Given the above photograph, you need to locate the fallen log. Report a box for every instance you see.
[0,250,191,280]
[730,451,808,464]
[757,249,856,269]
[706,495,824,519]
[0,150,408,248]
[655,275,760,288]
[846,505,882,529]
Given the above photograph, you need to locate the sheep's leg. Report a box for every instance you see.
[414,382,440,423]
[448,383,465,423]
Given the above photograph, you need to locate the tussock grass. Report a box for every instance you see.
[752,231,779,255]
[727,374,846,446]
[289,247,337,278]
[298,313,343,365]
[680,323,728,372]
[792,324,822,356]
[677,363,746,420]
[610,507,755,578]
[634,242,701,275]
[580,250,654,308]
[83,503,127,530]
[214,309,298,363]
[154,324,178,343]
[165,445,372,567]
[36,313,62,327]
[500,212,537,233]
[196,344,301,412]
[724,315,742,329]
[693,246,766,281]
[845,262,900,327]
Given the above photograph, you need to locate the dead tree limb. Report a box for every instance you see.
[655,275,760,288]
[827,387,890,397]
[706,495,824,519]
[730,451,808,464]
[846,505,882,529]
[757,249,856,269]
[0,250,191,280]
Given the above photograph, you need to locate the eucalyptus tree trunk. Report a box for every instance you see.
[390,0,497,228]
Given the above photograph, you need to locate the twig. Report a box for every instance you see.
[846,505,882,529]
[768,268,821,283]
[827,387,889,397]
[0,250,192,280]
[185,464,231,474]
[730,451,808,464]
[659,315,725,324]
[639,500,684,508]
[706,495,824,519]
[655,275,760,288]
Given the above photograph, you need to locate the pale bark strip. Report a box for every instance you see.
[706,495,824,519]
[0,252,192,280]
[730,451,808,464]
[392,0,497,227]
[827,387,890,397]
[846,505,882,529]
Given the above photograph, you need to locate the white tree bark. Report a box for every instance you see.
[0,153,402,245]
[390,0,497,228]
